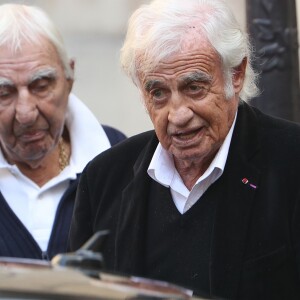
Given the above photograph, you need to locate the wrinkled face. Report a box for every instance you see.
[140,36,244,167]
[0,38,73,165]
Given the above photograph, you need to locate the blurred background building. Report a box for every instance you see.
[0,0,299,136]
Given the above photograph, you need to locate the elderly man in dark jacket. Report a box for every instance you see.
[69,0,300,299]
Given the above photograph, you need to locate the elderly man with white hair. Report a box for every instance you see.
[0,4,126,261]
[70,0,300,299]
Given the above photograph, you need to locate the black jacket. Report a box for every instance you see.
[70,102,300,299]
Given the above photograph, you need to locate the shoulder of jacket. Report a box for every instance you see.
[87,130,157,166]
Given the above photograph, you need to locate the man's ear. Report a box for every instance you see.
[70,59,75,72]
[232,57,247,93]
[68,59,75,92]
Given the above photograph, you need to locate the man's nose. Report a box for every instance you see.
[168,96,193,126]
[15,90,38,125]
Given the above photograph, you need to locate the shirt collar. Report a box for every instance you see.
[148,112,237,187]
[66,93,111,173]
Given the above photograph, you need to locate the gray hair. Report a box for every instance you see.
[0,4,74,80]
[120,0,259,101]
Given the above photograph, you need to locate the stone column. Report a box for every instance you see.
[246,0,300,122]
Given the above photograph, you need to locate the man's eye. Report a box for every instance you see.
[186,83,209,98]
[0,90,10,98]
[30,78,53,94]
[189,84,202,91]
[150,89,166,101]
[34,81,48,91]
[36,84,48,91]
[0,86,14,101]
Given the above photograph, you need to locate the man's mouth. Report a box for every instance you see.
[17,131,45,143]
[171,127,204,144]
[175,130,199,140]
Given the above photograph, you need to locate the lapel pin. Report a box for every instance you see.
[242,178,257,189]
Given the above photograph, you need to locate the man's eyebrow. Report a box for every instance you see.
[29,68,57,83]
[144,79,163,92]
[180,71,212,84]
[0,77,14,87]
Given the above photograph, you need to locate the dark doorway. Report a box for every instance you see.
[246,0,300,122]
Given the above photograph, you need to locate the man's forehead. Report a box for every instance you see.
[141,49,218,82]
[147,34,215,64]
[0,37,59,63]
[0,38,62,84]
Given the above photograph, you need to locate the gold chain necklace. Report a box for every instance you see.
[58,137,70,171]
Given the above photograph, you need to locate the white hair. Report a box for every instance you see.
[0,4,74,80]
[120,0,259,101]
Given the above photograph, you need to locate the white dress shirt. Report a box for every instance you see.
[0,93,111,251]
[148,114,237,214]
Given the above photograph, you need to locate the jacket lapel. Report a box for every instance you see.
[114,133,158,275]
[210,102,262,299]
